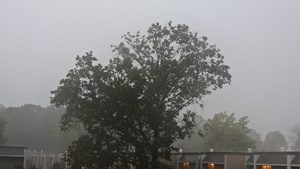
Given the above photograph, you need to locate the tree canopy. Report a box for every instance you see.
[263,131,288,151]
[51,22,231,169]
[203,112,255,151]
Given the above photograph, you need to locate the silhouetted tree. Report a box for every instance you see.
[263,131,288,151]
[51,22,231,169]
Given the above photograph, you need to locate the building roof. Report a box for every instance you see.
[256,154,287,164]
[246,156,254,163]
[178,154,199,163]
[202,154,224,163]
[0,145,27,157]
[174,151,300,166]
[291,155,300,165]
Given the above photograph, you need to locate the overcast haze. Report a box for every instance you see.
[1,1,300,139]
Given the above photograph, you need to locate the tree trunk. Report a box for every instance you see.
[151,128,160,169]
[143,155,149,169]
[151,151,159,169]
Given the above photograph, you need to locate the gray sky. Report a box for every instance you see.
[1,0,300,139]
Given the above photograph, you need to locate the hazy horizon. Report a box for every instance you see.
[1,1,300,140]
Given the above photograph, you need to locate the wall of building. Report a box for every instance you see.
[0,157,24,169]
[226,155,245,169]
[214,164,224,169]
[272,167,287,169]
[189,163,196,169]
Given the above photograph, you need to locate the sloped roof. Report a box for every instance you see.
[202,154,224,163]
[246,156,254,163]
[179,154,199,163]
[291,155,300,165]
[256,154,287,164]
[0,146,26,156]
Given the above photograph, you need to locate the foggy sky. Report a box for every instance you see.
[1,0,300,140]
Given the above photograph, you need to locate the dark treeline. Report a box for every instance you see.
[0,104,81,152]
[0,104,299,153]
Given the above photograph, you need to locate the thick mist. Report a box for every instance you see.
[1,1,300,142]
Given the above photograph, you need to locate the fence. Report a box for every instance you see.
[25,150,67,169]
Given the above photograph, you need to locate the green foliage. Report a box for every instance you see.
[68,134,117,169]
[51,22,231,169]
[203,112,255,151]
[263,131,288,151]
[157,162,174,169]
[290,123,300,150]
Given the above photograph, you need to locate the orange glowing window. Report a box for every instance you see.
[262,166,272,169]
[183,162,189,169]
[208,163,215,169]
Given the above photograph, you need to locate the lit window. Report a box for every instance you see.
[183,162,189,169]
[208,163,215,169]
[262,165,272,169]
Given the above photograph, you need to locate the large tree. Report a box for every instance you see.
[51,22,231,169]
[263,131,288,151]
[203,112,255,151]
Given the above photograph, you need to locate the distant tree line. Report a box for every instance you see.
[0,104,299,153]
[174,112,299,152]
[0,104,81,152]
